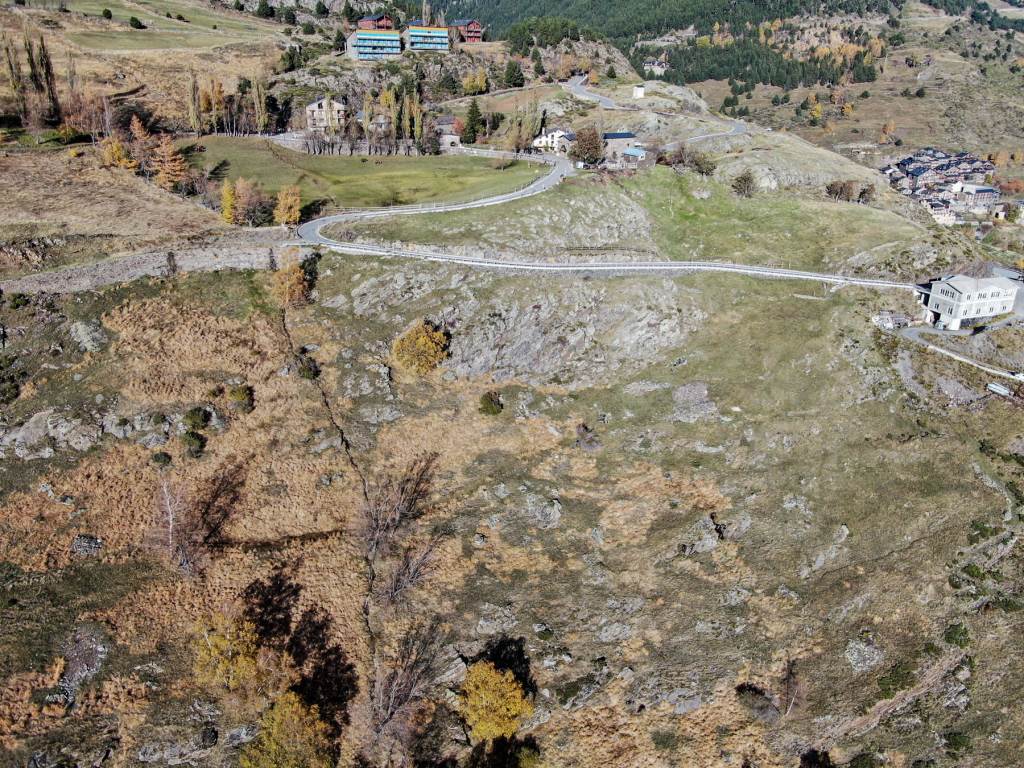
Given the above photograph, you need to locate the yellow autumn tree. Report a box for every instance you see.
[460,661,533,743]
[273,184,302,226]
[392,320,449,374]
[151,133,190,191]
[100,136,138,171]
[194,614,263,693]
[239,692,332,768]
[221,180,236,223]
[272,261,311,307]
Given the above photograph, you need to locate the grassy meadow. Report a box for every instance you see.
[183,136,549,208]
[337,166,924,272]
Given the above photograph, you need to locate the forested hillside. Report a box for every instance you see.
[445,0,1024,41]
[445,0,894,41]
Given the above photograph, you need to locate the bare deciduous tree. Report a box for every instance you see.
[377,534,441,607]
[369,619,446,751]
[362,453,437,571]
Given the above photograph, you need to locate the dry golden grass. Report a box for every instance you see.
[0,151,222,273]
[0,7,279,125]
[103,298,279,402]
[0,658,148,751]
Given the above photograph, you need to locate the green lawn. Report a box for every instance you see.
[182,136,548,209]
[63,0,278,50]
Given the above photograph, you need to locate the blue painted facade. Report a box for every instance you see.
[347,29,402,60]
[404,25,450,53]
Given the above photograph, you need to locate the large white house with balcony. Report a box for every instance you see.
[919,275,1019,330]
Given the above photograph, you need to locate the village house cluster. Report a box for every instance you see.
[882,148,1002,226]
[531,127,654,170]
[347,12,483,61]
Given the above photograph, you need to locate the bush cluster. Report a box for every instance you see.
[392,320,449,374]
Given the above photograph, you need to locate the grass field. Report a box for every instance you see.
[338,166,924,272]
[182,136,549,208]
[59,0,279,50]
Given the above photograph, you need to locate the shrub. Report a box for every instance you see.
[182,430,207,458]
[460,660,533,743]
[0,354,25,406]
[240,692,331,768]
[183,406,211,431]
[732,169,756,197]
[651,729,679,750]
[392,320,449,374]
[151,451,172,466]
[479,391,503,415]
[226,385,255,413]
[943,730,971,756]
[129,15,145,28]
[301,21,314,34]
[7,292,30,310]
[296,354,320,380]
[101,7,112,18]
[943,622,970,648]
[877,659,915,698]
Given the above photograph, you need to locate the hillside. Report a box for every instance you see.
[5,0,1024,764]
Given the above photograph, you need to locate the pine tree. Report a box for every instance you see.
[462,97,482,144]
[504,59,525,88]
[152,134,189,191]
[221,180,236,223]
[254,0,273,18]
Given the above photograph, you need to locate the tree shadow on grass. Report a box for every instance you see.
[242,569,358,740]
[300,197,331,220]
[474,635,536,697]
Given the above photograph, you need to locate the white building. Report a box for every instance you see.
[920,274,1019,329]
[305,97,346,131]
[532,128,575,153]
[633,85,646,99]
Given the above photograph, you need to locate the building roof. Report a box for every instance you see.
[360,12,391,21]
[937,275,1019,295]
[307,96,345,109]
[450,18,479,26]
[623,147,646,157]
[603,131,636,140]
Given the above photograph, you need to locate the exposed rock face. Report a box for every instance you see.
[845,639,886,673]
[0,409,101,459]
[445,280,705,388]
[69,321,108,353]
[137,727,218,764]
[672,382,719,423]
[56,626,109,705]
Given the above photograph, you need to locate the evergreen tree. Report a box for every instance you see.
[314,0,328,17]
[503,59,525,88]
[462,98,482,143]
[254,0,273,19]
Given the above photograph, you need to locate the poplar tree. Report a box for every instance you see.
[186,73,202,136]
[221,180,236,223]
[36,36,61,124]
